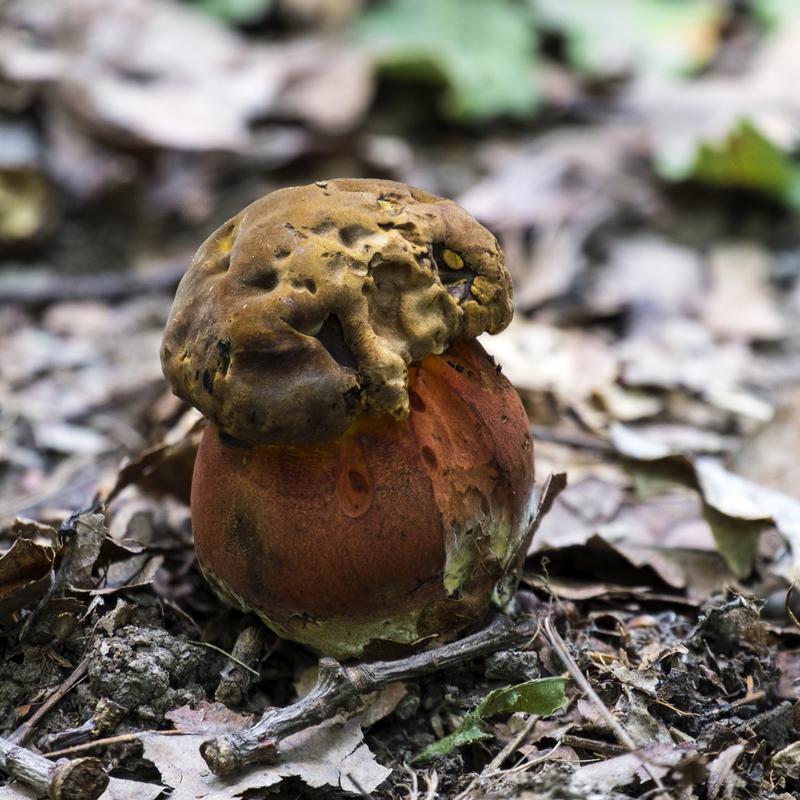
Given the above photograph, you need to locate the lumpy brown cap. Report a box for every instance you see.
[161,178,512,444]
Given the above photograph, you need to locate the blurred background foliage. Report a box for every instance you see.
[8,6,800,796]
[4,0,800,526]
[3,0,800,273]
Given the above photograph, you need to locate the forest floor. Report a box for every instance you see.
[4,1,800,798]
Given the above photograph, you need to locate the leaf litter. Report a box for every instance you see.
[3,0,800,798]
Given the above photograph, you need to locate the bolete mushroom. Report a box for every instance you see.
[161,179,534,660]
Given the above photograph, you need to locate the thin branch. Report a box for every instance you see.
[0,736,108,800]
[43,730,186,759]
[40,698,126,752]
[543,617,672,799]
[454,711,539,800]
[201,614,540,778]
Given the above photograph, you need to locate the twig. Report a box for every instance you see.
[189,639,261,678]
[0,259,188,306]
[215,625,268,707]
[543,617,671,799]
[43,730,186,759]
[0,736,108,800]
[10,658,90,746]
[559,734,626,755]
[530,425,615,454]
[544,618,635,749]
[40,698,126,752]
[201,614,540,777]
[454,712,539,800]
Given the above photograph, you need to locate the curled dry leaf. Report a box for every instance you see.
[0,537,56,621]
[611,422,800,580]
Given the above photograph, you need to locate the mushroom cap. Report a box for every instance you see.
[161,179,512,445]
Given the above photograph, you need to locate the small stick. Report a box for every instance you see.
[453,712,539,800]
[0,737,108,800]
[11,658,90,746]
[543,618,671,799]
[559,734,626,755]
[43,730,185,759]
[215,625,268,707]
[201,614,539,777]
[40,698,126,752]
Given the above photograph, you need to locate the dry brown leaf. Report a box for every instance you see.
[165,700,254,735]
[703,243,784,342]
[570,742,696,793]
[0,537,56,620]
[731,389,800,498]
[141,717,390,798]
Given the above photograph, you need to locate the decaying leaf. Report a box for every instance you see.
[570,742,697,793]
[0,776,164,800]
[610,422,800,579]
[165,700,254,734]
[0,537,56,620]
[731,389,800,497]
[141,718,390,797]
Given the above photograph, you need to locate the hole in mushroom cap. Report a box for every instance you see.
[314,314,358,370]
[243,265,279,292]
[290,277,317,293]
[431,243,474,302]
[339,224,372,247]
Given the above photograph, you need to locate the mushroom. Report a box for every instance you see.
[161,179,535,660]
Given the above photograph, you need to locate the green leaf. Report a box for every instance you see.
[415,676,568,762]
[754,0,800,31]
[702,506,763,579]
[660,119,800,208]
[536,0,721,77]
[188,0,273,25]
[355,0,539,122]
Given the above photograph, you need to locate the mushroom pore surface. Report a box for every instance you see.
[161,178,512,444]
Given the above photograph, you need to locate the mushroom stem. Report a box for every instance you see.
[201,613,539,777]
[200,473,567,777]
[0,737,108,800]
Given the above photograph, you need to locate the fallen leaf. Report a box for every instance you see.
[0,777,164,800]
[731,389,800,497]
[54,512,106,593]
[611,422,800,578]
[0,537,56,620]
[480,319,618,408]
[702,242,784,342]
[355,0,539,121]
[538,0,721,78]
[165,700,254,734]
[415,676,568,761]
[707,743,745,800]
[674,120,800,207]
[570,742,696,792]
[591,235,704,323]
[142,718,390,798]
